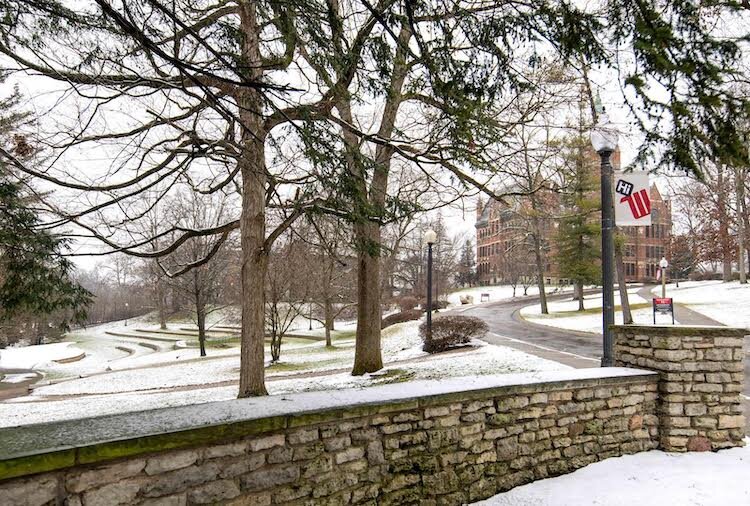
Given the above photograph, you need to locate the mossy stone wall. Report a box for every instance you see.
[0,373,658,505]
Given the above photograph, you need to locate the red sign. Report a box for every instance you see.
[620,189,651,220]
[653,297,674,324]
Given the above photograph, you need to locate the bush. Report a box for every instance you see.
[419,315,488,353]
[419,299,449,311]
[398,296,419,311]
[381,309,423,329]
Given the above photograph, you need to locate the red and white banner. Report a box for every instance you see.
[614,172,652,226]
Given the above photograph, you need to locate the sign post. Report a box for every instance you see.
[653,297,674,325]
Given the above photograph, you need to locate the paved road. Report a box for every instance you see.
[453,291,604,367]
[456,287,750,427]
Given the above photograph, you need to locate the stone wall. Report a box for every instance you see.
[0,369,658,506]
[613,325,746,452]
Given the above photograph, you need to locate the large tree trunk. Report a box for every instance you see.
[352,221,384,375]
[575,282,585,311]
[345,22,410,376]
[237,1,268,397]
[238,149,269,396]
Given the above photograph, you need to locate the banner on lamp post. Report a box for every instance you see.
[614,172,652,226]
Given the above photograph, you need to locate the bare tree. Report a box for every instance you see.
[265,235,309,362]
[301,218,357,347]
[163,192,236,357]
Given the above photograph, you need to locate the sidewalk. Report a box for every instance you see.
[636,285,725,326]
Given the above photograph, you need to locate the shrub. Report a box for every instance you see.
[419,299,449,311]
[381,309,423,329]
[398,296,419,311]
[419,315,489,353]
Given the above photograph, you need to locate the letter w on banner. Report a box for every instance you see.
[614,172,651,226]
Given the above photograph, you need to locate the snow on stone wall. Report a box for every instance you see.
[0,371,659,506]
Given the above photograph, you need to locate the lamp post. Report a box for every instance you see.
[424,229,437,340]
[591,113,619,367]
[659,257,669,298]
[124,302,130,327]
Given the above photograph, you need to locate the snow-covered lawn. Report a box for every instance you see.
[0,320,568,427]
[653,280,750,328]
[1,318,322,383]
[0,342,85,370]
[520,289,669,334]
[474,440,750,505]
[447,284,574,308]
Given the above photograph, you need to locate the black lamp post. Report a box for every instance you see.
[591,113,619,367]
[425,229,437,339]
[309,302,313,331]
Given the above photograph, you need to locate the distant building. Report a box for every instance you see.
[475,151,672,286]
[619,184,672,282]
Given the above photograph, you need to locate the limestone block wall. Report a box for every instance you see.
[0,369,658,506]
[613,325,746,452]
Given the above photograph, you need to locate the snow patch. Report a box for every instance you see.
[474,439,750,505]
[0,343,85,370]
[652,280,750,328]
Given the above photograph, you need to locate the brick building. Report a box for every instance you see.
[475,151,672,286]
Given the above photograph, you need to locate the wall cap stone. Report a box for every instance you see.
[0,367,657,482]
[611,324,747,338]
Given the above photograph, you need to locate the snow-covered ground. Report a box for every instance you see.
[447,284,574,308]
[474,439,750,505]
[0,320,567,427]
[520,289,670,334]
[0,342,85,370]
[0,316,321,384]
[653,280,750,328]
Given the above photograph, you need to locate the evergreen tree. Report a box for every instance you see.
[456,240,477,288]
[556,133,601,311]
[0,81,91,339]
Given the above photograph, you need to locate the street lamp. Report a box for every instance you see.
[124,302,130,327]
[309,302,313,331]
[591,113,619,367]
[659,257,669,298]
[424,229,437,340]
